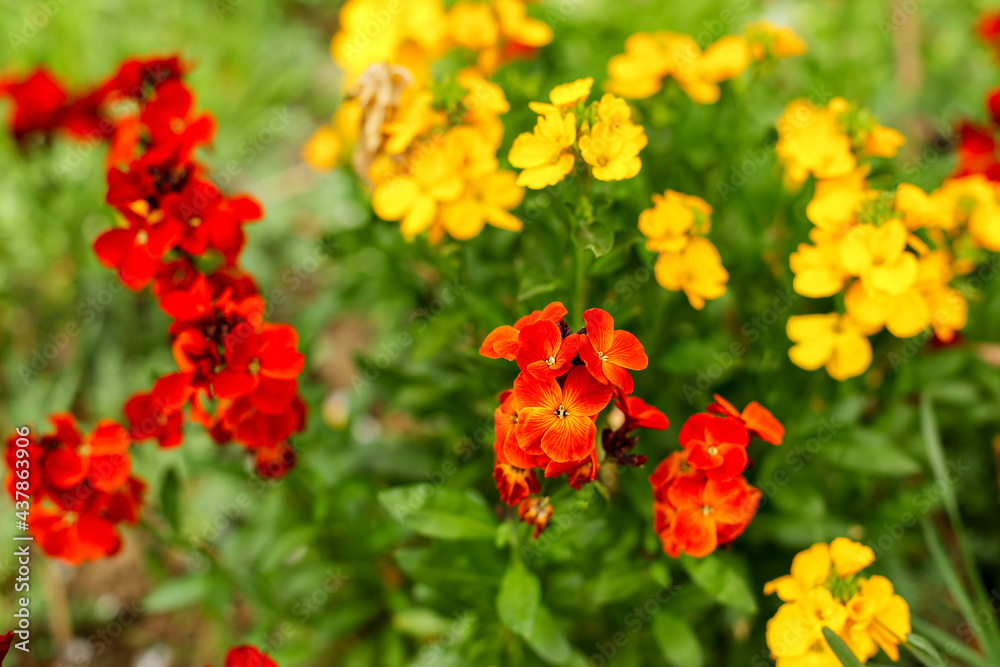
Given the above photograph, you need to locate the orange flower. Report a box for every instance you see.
[707,393,785,445]
[661,474,760,558]
[514,366,612,462]
[479,301,568,360]
[679,413,750,481]
[578,308,649,394]
[518,496,554,538]
[515,320,581,381]
[616,395,670,432]
[494,389,538,469]
[493,457,540,506]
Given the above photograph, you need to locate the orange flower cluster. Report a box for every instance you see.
[650,395,783,558]
[481,303,668,537]
[1,57,307,562]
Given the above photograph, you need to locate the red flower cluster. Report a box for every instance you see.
[482,303,667,537]
[953,14,1000,180]
[5,415,144,564]
[213,645,278,667]
[2,57,307,562]
[650,394,783,558]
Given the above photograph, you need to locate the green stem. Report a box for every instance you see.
[574,240,588,318]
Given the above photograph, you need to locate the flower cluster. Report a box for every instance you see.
[638,190,729,309]
[5,415,144,564]
[330,0,551,85]
[765,538,911,665]
[784,168,1000,379]
[481,303,667,537]
[306,64,524,243]
[776,97,904,187]
[650,394,783,558]
[508,78,648,189]
[606,21,806,103]
[1,58,307,561]
[952,77,1000,181]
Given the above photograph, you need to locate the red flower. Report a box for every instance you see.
[223,645,278,667]
[679,413,749,481]
[707,394,785,445]
[578,308,648,394]
[658,474,760,558]
[93,208,183,290]
[493,457,540,506]
[212,324,305,414]
[616,395,669,431]
[494,389,539,469]
[514,366,612,462]
[515,320,580,381]
[480,301,568,360]
[1,69,67,139]
[543,450,598,489]
[0,631,11,664]
[517,496,554,539]
[31,414,132,494]
[125,373,192,447]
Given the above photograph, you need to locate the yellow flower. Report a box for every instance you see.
[447,1,500,50]
[638,190,712,253]
[549,77,594,107]
[839,220,918,296]
[806,168,872,232]
[745,20,808,60]
[606,32,675,99]
[894,182,954,230]
[302,125,342,171]
[495,0,552,47]
[844,576,912,662]
[370,141,464,239]
[579,93,647,181]
[844,281,929,338]
[332,0,447,84]
[654,237,729,310]
[865,125,905,158]
[764,543,832,602]
[766,539,911,666]
[790,241,849,298]
[830,537,875,577]
[776,98,855,186]
[787,313,872,380]
[438,170,524,241]
[699,35,751,82]
[382,88,446,155]
[508,105,577,189]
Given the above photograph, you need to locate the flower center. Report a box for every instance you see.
[190,216,202,228]
[135,229,149,245]
[700,505,713,516]
[554,404,569,419]
[707,445,718,456]
[545,356,556,367]
[247,358,261,375]
[597,351,609,362]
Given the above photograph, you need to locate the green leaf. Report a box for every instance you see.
[160,467,181,533]
[821,428,920,476]
[378,484,497,540]
[903,633,948,667]
[652,613,704,667]
[681,554,757,614]
[572,221,614,258]
[526,605,572,665]
[497,559,541,638]
[823,627,864,667]
[143,574,213,613]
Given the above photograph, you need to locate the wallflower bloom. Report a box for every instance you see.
[787,313,873,380]
[679,414,749,480]
[765,538,910,665]
[221,646,278,667]
[483,304,664,534]
[638,190,712,253]
[654,237,729,310]
[745,20,808,60]
[579,94,647,181]
[508,101,578,189]
[578,308,649,394]
[707,394,785,445]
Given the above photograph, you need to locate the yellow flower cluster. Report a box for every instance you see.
[784,164,1000,379]
[606,21,806,103]
[369,71,524,242]
[507,78,648,189]
[765,538,911,666]
[776,97,905,188]
[330,0,551,84]
[638,190,728,309]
